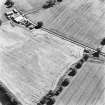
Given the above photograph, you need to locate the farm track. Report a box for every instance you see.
[17,0,105,57]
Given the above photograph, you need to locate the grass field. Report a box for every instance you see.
[0,21,83,105]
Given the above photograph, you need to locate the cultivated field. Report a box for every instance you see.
[55,62,105,105]
[24,0,105,49]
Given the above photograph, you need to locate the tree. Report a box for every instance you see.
[0,20,2,26]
